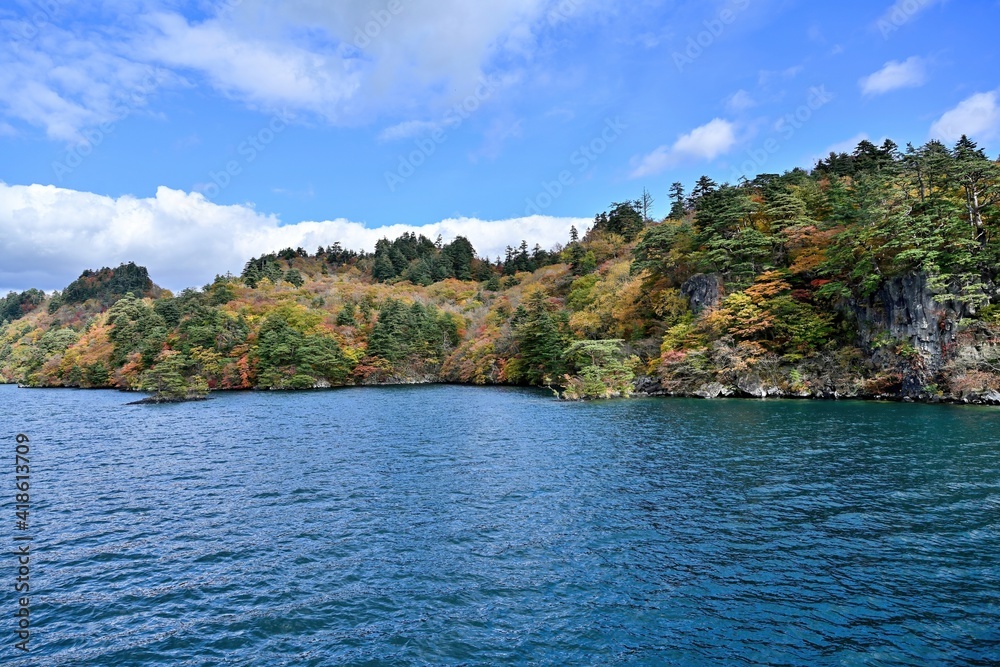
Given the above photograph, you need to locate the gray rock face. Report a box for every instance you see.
[632,375,665,396]
[681,274,724,314]
[694,382,733,399]
[852,273,971,393]
[983,389,1000,405]
[735,376,783,398]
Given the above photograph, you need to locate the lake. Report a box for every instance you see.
[2,384,999,665]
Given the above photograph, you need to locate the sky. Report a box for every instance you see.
[1,0,999,293]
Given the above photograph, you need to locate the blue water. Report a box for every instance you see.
[2,384,999,665]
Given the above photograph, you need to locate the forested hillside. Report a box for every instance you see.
[2,137,999,403]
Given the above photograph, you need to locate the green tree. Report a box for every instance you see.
[140,350,208,400]
[509,289,566,385]
[255,309,351,388]
[336,303,358,326]
[668,182,687,219]
[561,339,635,399]
[284,269,305,287]
[107,293,168,367]
[592,201,645,241]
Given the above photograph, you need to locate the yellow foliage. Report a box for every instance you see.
[567,259,646,339]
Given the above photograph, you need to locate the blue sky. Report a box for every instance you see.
[1,0,999,292]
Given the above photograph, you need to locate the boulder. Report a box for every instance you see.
[681,274,724,314]
[694,382,733,399]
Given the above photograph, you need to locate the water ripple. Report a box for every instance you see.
[2,385,999,665]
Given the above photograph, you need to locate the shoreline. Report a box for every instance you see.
[5,378,999,407]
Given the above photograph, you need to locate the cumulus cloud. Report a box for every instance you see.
[0,183,588,293]
[629,118,737,178]
[859,57,927,96]
[930,91,1000,143]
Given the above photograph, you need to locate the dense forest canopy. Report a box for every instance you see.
[2,137,999,402]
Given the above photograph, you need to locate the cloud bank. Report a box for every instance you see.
[0,183,589,294]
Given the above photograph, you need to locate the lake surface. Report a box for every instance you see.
[2,384,999,665]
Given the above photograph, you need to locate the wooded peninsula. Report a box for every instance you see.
[3,137,999,403]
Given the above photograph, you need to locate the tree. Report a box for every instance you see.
[255,308,351,389]
[140,350,208,400]
[632,221,690,283]
[441,236,476,280]
[561,339,635,399]
[591,201,644,241]
[107,293,167,367]
[693,184,770,285]
[336,303,358,326]
[242,256,284,288]
[688,176,718,209]
[640,188,655,221]
[668,182,687,219]
[510,288,566,385]
[284,269,304,287]
[953,135,1000,246]
[367,299,455,366]
[62,263,154,305]
[372,253,396,282]
[0,289,45,322]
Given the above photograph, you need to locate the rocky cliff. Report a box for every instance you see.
[645,271,1000,405]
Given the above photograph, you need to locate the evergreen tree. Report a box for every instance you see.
[336,303,358,326]
[511,289,565,385]
[284,269,305,287]
[668,182,687,219]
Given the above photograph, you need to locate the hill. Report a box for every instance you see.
[2,137,999,403]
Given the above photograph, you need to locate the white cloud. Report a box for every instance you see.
[138,12,363,123]
[377,120,445,142]
[0,1,586,140]
[725,89,756,113]
[758,65,804,86]
[630,118,737,178]
[139,0,567,122]
[0,182,589,293]
[0,25,175,143]
[859,57,926,96]
[930,91,1000,143]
